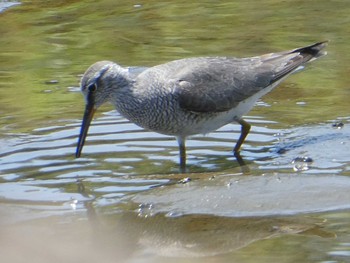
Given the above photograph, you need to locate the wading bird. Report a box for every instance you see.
[76,41,327,172]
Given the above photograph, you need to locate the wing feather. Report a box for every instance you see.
[174,41,327,113]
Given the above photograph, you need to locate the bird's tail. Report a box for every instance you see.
[262,41,328,83]
[291,41,328,63]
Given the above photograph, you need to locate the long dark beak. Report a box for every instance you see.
[75,101,96,158]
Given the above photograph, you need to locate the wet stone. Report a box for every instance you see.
[178,177,191,184]
[292,156,314,163]
[332,122,344,129]
[45,79,59,84]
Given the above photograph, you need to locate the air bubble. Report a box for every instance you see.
[137,203,155,218]
[292,156,313,172]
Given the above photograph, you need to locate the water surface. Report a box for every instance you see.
[1,1,350,262]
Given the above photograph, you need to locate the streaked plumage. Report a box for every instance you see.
[76,41,327,172]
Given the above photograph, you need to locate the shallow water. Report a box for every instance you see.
[1,1,350,262]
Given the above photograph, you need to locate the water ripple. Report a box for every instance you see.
[1,112,349,216]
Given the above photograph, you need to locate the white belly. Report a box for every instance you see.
[179,84,277,136]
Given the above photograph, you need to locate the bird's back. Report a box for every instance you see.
[115,42,327,136]
[135,41,326,113]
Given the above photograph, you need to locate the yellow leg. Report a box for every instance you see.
[177,136,187,173]
[233,119,251,153]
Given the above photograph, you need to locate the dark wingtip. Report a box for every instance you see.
[294,41,328,59]
[308,40,328,53]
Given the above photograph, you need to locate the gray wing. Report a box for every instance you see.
[173,42,326,113]
[173,58,275,112]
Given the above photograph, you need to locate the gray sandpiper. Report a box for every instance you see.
[76,41,327,172]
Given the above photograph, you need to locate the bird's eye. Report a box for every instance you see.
[88,83,97,92]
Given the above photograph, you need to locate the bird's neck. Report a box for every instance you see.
[108,64,132,89]
[107,66,139,107]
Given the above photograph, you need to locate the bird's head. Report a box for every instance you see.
[75,61,128,158]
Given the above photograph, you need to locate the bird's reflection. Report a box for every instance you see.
[76,179,333,259]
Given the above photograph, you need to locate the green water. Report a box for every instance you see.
[1,0,349,130]
[0,1,350,262]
